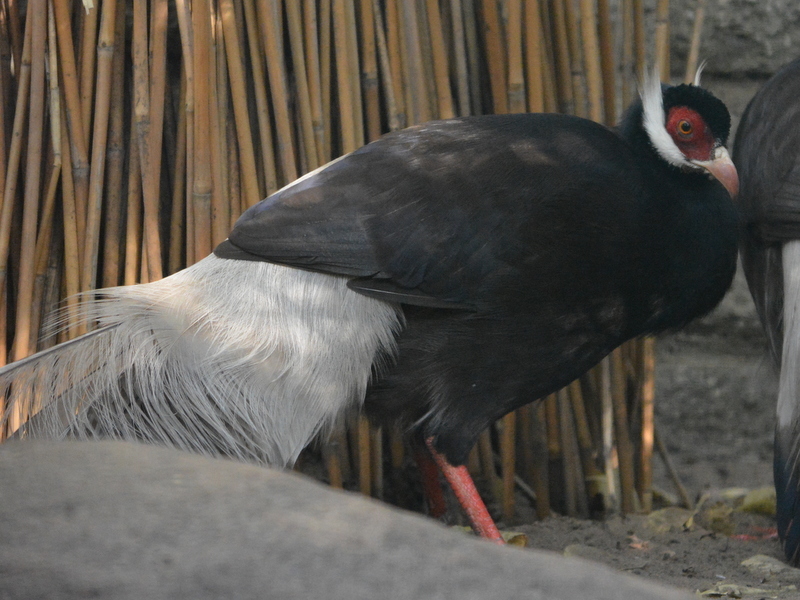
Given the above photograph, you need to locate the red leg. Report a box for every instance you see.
[425,437,505,545]
[414,445,447,518]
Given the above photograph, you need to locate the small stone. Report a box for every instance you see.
[741,554,792,577]
[738,487,777,517]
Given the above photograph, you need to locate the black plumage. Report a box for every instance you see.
[217,91,738,465]
[1,75,738,540]
[734,57,800,564]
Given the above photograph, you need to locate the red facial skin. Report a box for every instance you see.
[665,106,716,161]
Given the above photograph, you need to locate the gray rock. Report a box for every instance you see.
[0,440,693,600]
[670,0,800,76]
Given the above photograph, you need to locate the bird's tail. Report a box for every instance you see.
[776,240,800,564]
[0,254,402,466]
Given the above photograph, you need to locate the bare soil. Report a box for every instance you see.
[511,267,798,598]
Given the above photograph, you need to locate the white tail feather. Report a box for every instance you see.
[1,254,402,466]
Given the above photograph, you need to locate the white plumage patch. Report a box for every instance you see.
[640,69,688,169]
[1,255,403,466]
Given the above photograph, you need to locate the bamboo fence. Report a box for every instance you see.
[0,0,698,522]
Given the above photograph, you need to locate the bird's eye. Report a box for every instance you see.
[677,120,693,137]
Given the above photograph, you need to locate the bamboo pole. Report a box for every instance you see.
[655,0,670,79]
[82,0,118,293]
[78,3,99,147]
[373,0,402,132]
[243,0,278,195]
[210,7,229,248]
[259,0,297,183]
[285,0,319,168]
[192,0,214,261]
[425,0,454,119]
[684,0,706,84]
[220,0,262,208]
[304,0,327,163]
[102,0,128,288]
[579,0,603,123]
[524,0,545,113]
[358,0,381,141]
[449,0,470,116]
[506,0,525,114]
[500,411,517,521]
[52,0,89,251]
[384,0,408,128]
[596,0,615,124]
[0,9,31,327]
[480,0,507,114]
[611,347,636,513]
[11,0,47,362]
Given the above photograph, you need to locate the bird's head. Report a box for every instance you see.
[641,68,739,199]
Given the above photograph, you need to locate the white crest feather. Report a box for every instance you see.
[1,255,403,467]
[640,68,688,169]
[693,61,707,87]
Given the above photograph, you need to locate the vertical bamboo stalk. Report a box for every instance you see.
[173,0,195,263]
[600,357,618,512]
[596,0,615,124]
[500,411,516,521]
[545,392,564,512]
[0,8,31,313]
[219,0,261,207]
[11,0,47,362]
[611,347,636,514]
[359,0,381,141]
[655,0,670,79]
[52,0,89,248]
[303,0,327,162]
[620,0,635,105]
[319,0,334,158]
[169,73,188,273]
[102,0,127,287]
[210,7,229,248]
[82,0,118,293]
[531,401,551,518]
[563,0,587,118]
[462,0,482,114]
[448,0,470,116]
[398,1,430,125]
[633,0,645,80]
[524,0,545,113]
[479,0,507,114]
[124,112,143,286]
[192,0,213,260]
[384,0,407,128]
[373,0,402,132]
[425,0,454,119]
[78,3,99,146]
[357,414,371,496]
[59,108,81,338]
[285,0,320,167]
[506,0,525,114]
[333,0,360,152]
[550,0,573,114]
[478,429,502,501]
[579,0,603,123]
[258,0,297,183]
[684,0,706,83]
[243,0,278,195]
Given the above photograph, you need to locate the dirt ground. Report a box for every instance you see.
[510,76,800,599]
[511,266,793,598]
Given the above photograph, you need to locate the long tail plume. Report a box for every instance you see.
[1,255,401,466]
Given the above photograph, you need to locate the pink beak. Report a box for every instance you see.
[693,146,739,200]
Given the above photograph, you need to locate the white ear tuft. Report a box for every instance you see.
[640,67,686,168]
[693,61,707,87]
